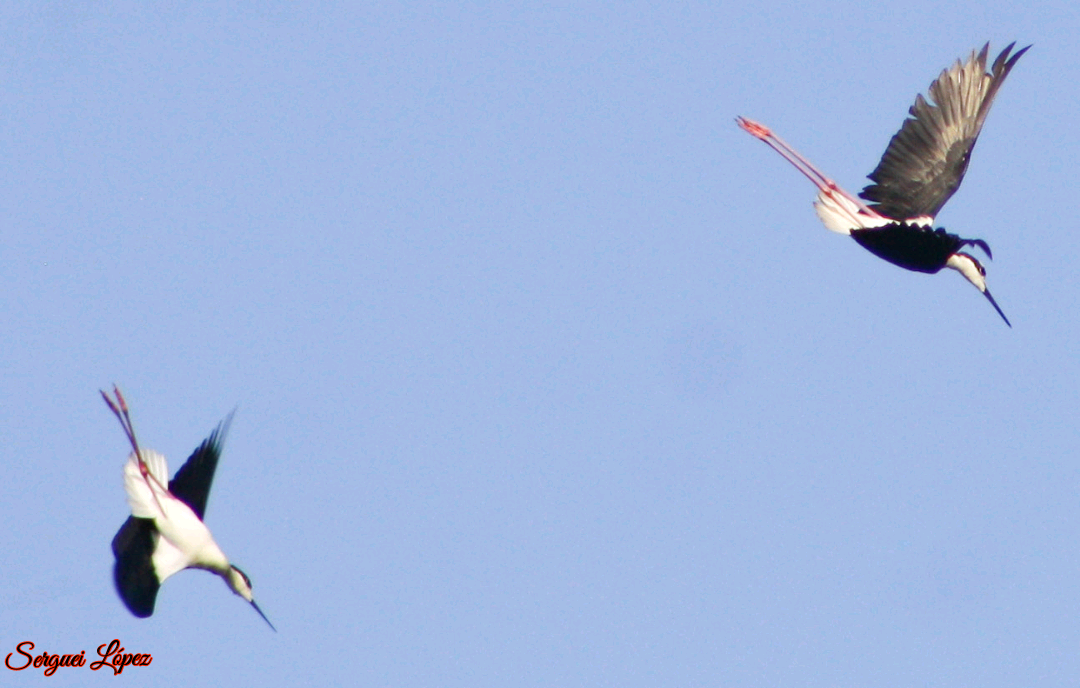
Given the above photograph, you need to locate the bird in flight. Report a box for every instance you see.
[103,386,275,631]
[737,42,1029,327]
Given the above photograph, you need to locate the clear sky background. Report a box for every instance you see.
[1,1,1078,686]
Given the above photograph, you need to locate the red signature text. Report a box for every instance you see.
[90,639,153,675]
[5,642,86,677]
[6,639,152,677]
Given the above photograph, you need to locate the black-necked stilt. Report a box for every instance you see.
[737,42,1029,327]
[103,386,275,631]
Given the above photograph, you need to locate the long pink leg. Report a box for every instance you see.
[736,116,884,220]
[101,386,170,511]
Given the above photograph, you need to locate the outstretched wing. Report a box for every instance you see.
[859,42,1029,220]
[112,516,160,617]
[167,412,234,520]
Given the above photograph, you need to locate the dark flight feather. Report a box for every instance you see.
[859,43,1030,220]
[167,412,234,520]
[111,516,160,617]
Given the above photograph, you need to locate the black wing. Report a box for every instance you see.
[167,412,234,520]
[859,42,1029,220]
[112,516,160,617]
[850,223,967,274]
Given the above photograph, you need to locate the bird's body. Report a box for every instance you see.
[737,42,1029,327]
[104,387,275,630]
[850,224,987,275]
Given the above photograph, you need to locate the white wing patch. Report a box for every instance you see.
[122,450,171,519]
[141,450,170,487]
[813,189,898,235]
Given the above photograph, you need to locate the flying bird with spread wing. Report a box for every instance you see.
[103,386,275,631]
[738,42,1029,326]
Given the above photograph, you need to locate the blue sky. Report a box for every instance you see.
[2,1,1078,685]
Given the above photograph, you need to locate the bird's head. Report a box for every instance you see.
[946,252,987,291]
[945,252,1011,327]
[226,565,255,601]
[226,564,277,631]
